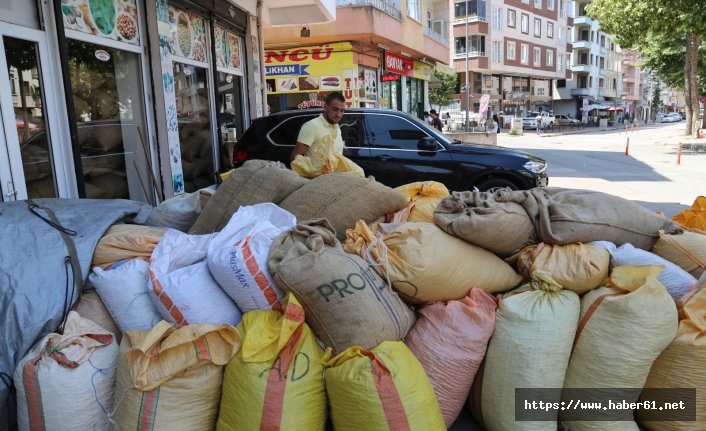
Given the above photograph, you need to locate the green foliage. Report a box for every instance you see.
[428,68,457,110]
[650,80,662,116]
[638,34,706,93]
[508,128,521,136]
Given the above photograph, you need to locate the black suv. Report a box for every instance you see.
[233,108,548,191]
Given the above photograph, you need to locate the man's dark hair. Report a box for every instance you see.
[423,111,429,116]
[325,92,345,105]
[429,109,437,114]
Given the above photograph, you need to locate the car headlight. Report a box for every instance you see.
[523,160,547,173]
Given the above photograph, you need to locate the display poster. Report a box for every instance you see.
[168,6,207,62]
[62,0,140,45]
[215,24,243,74]
[412,60,432,81]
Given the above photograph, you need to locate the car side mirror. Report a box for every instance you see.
[417,136,437,152]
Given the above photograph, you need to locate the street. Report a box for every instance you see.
[497,122,705,218]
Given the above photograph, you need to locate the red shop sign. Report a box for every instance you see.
[381,74,400,82]
[385,52,413,76]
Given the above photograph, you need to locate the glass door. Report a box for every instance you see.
[0,22,68,201]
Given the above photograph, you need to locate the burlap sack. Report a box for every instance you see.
[279,174,408,241]
[434,190,536,257]
[651,230,706,278]
[500,187,681,250]
[267,219,415,353]
[517,242,610,294]
[189,160,308,234]
[91,224,166,269]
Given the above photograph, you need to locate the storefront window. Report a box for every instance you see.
[67,39,151,200]
[217,72,244,169]
[173,62,214,192]
[382,80,400,111]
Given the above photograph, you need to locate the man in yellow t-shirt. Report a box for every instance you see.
[289,92,364,178]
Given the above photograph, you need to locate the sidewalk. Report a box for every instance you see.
[535,123,662,138]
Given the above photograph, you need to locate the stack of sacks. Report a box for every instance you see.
[208,203,296,313]
[405,288,497,427]
[267,219,415,352]
[217,294,329,430]
[592,241,697,302]
[651,230,706,278]
[638,273,706,430]
[14,312,118,431]
[517,242,610,294]
[89,259,162,332]
[91,224,166,269]
[343,221,522,303]
[562,266,678,431]
[470,271,580,431]
[71,290,122,343]
[672,196,706,231]
[394,181,450,223]
[112,323,240,430]
[190,160,308,234]
[149,229,242,326]
[325,341,445,431]
[278,173,408,241]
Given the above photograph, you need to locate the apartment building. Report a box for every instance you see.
[263,0,450,117]
[450,0,572,118]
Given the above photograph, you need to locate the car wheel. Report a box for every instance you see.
[474,177,519,193]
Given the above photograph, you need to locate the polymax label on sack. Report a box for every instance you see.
[227,237,282,311]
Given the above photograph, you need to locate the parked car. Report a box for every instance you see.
[234,108,548,192]
[522,112,556,129]
[554,114,581,126]
[668,113,682,122]
[679,112,686,120]
[657,113,673,123]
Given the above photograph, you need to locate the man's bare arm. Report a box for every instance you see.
[290,142,309,162]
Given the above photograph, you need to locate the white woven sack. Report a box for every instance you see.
[148,229,242,326]
[14,312,118,431]
[89,259,162,332]
[146,191,201,232]
[477,272,580,431]
[207,203,296,312]
[592,241,696,301]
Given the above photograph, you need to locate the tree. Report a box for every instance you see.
[650,80,662,120]
[428,67,457,111]
[587,0,706,136]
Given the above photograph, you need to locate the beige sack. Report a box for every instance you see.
[651,230,706,278]
[562,266,678,431]
[395,181,449,223]
[267,219,415,353]
[189,160,308,234]
[343,221,522,303]
[111,322,240,431]
[434,189,536,257]
[517,242,610,294]
[279,173,408,241]
[471,272,580,431]
[71,289,121,343]
[92,224,166,269]
[638,273,706,431]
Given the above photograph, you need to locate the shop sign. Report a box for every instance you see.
[264,42,356,97]
[381,74,399,82]
[412,60,432,81]
[297,100,326,109]
[94,49,111,62]
[385,52,413,76]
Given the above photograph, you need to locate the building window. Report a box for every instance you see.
[521,13,529,33]
[408,0,420,20]
[454,0,487,20]
[492,40,502,63]
[534,0,542,8]
[455,35,486,55]
[547,22,554,38]
[557,79,566,88]
[547,50,554,67]
[522,0,529,4]
[558,26,563,42]
[507,9,516,28]
[521,43,529,64]
[533,47,541,66]
[548,0,555,9]
[426,9,432,28]
[493,7,502,29]
[559,0,565,17]
[558,53,564,70]
[534,18,541,37]
[507,41,516,60]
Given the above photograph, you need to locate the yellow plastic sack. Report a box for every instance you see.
[672,196,706,231]
[343,221,522,303]
[291,153,364,179]
[217,294,329,431]
[92,224,166,269]
[325,341,445,431]
[562,266,678,431]
[112,322,240,431]
[395,181,450,223]
[638,273,706,431]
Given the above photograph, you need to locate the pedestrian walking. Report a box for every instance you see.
[536,113,543,135]
[430,110,443,132]
[423,111,432,124]
[489,115,499,133]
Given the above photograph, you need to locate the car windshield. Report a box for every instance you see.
[406,113,453,145]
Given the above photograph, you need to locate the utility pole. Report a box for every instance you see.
[465,10,470,131]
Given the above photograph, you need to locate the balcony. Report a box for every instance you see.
[264,0,336,25]
[573,15,592,26]
[571,64,592,73]
[336,0,401,21]
[571,88,593,96]
[573,40,591,49]
[454,50,486,59]
[424,24,448,45]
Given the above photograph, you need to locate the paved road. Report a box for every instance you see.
[497,122,705,218]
